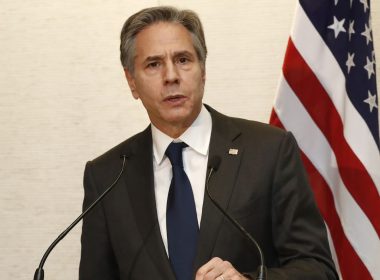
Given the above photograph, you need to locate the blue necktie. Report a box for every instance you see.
[166,142,199,280]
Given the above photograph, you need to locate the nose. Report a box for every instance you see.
[164,61,180,85]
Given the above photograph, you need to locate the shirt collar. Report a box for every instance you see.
[152,105,212,165]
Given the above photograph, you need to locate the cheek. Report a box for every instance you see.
[135,81,161,104]
[190,73,205,95]
[184,68,202,83]
[136,75,155,93]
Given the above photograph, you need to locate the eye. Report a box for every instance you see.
[177,57,189,64]
[147,61,160,68]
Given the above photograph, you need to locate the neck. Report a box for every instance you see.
[154,123,190,139]
[151,106,202,139]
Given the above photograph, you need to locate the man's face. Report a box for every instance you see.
[124,22,205,136]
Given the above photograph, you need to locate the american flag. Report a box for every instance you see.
[269,0,380,279]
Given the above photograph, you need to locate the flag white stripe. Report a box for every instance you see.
[290,2,380,192]
[325,224,343,280]
[274,75,380,279]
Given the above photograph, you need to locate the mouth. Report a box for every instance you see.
[163,95,187,104]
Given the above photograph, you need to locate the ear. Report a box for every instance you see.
[124,69,139,99]
[201,68,206,84]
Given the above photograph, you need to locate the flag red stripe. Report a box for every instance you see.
[301,153,373,280]
[282,38,380,237]
[270,110,373,280]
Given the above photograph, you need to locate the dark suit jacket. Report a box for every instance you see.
[79,106,338,280]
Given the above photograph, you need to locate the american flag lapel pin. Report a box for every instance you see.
[228,148,239,155]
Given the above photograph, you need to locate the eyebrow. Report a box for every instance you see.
[144,55,164,63]
[173,50,194,58]
[143,50,195,63]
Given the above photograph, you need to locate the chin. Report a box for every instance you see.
[165,112,193,125]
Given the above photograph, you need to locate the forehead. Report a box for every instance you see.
[134,22,196,59]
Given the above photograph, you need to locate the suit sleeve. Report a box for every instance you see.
[248,132,338,280]
[79,161,120,280]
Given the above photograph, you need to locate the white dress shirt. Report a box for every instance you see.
[151,105,212,254]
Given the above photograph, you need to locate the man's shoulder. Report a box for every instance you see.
[229,116,291,150]
[89,125,151,166]
[230,115,285,135]
[208,105,288,142]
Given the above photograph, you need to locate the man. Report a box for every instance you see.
[79,6,338,280]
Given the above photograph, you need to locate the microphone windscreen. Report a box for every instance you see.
[208,156,221,171]
[120,147,133,159]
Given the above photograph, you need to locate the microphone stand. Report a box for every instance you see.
[33,155,128,280]
[206,166,267,280]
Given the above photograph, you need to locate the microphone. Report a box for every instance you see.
[206,156,267,280]
[33,151,131,280]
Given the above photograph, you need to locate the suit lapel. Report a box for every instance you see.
[123,126,175,279]
[194,107,243,270]
[122,107,243,277]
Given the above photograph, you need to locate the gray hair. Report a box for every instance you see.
[120,6,207,74]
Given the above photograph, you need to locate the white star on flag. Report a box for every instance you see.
[346,53,355,73]
[271,0,380,278]
[360,0,369,12]
[328,16,346,38]
[363,91,378,112]
[364,56,375,79]
[349,20,355,41]
[361,24,372,45]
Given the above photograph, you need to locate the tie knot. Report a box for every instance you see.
[165,142,188,167]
